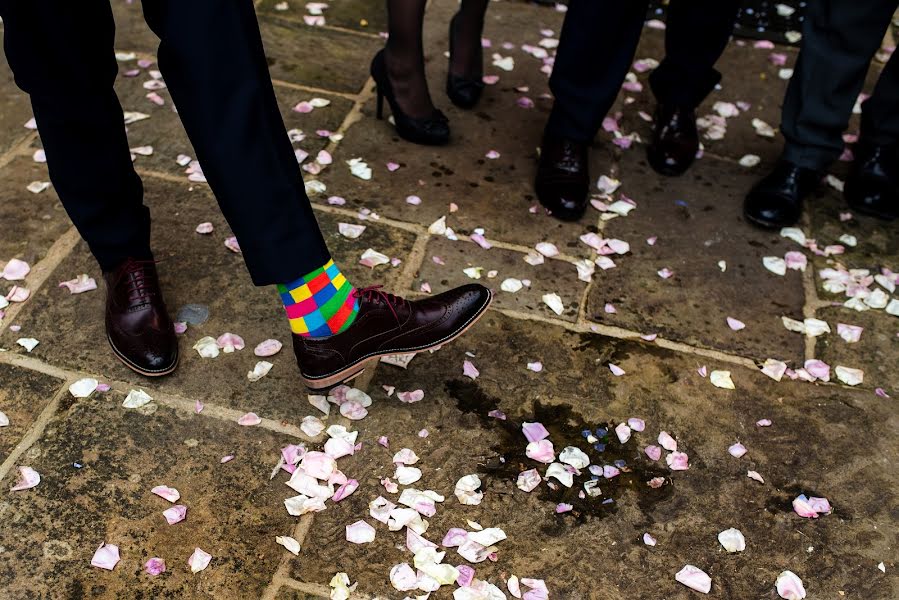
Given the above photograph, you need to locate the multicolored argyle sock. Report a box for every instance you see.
[278,259,360,337]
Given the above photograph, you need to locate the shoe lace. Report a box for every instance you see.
[116,258,159,304]
[352,285,408,322]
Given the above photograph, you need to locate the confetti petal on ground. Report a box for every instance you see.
[643,533,657,546]
[776,571,807,599]
[188,547,212,573]
[237,412,262,426]
[747,470,765,483]
[162,504,187,525]
[835,365,864,386]
[276,536,301,555]
[717,528,746,552]
[346,520,376,544]
[193,336,220,358]
[728,443,747,458]
[90,543,120,570]
[144,557,166,575]
[675,565,711,594]
[517,468,542,492]
[666,451,689,471]
[151,485,180,502]
[10,466,40,491]
[525,440,555,463]
[542,293,564,315]
[58,274,98,294]
[397,389,425,403]
[710,370,735,389]
[463,360,480,380]
[254,339,283,356]
[1,258,30,280]
[122,389,152,409]
[69,378,99,398]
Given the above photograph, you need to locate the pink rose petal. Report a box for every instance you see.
[237,412,262,426]
[522,422,550,442]
[10,466,40,491]
[609,363,626,376]
[627,417,645,432]
[644,445,662,461]
[333,479,359,502]
[145,557,166,576]
[776,570,807,599]
[658,431,677,451]
[188,547,212,573]
[216,332,245,352]
[91,543,121,571]
[666,451,689,471]
[1,259,30,281]
[151,485,180,502]
[254,339,282,356]
[463,360,479,380]
[525,439,555,463]
[397,389,424,403]
[224,236,241,253]
[346,520,376,544]
[675,565,711,594]
[726,317,746,331]
[162,504,187,525]
[756,419,772,427]
[340,401,368,420]
[728,443,747,458]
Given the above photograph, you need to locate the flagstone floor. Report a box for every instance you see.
[1,1,897,598]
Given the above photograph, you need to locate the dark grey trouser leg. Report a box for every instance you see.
[781,0,899,170]
[861,47,899,147]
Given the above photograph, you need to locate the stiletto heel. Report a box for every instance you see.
[369,49,450,146]
[446,13,485,109]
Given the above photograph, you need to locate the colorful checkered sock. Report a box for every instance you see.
[278,259,360,337]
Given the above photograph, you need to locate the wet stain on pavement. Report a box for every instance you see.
[446,379,674,534]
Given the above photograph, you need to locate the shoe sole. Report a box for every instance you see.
[300,290,493,390]
[107,333,179,378]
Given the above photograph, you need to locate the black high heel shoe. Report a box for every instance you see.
[370,49,450,146]
[446,13,485,109]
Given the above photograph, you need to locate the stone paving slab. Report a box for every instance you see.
[257,0,388,34]
[317,0,616,250]
[1,177,416,423]
[815,307,898,393]
[0,157,70,266]
[416,236,587,322]
[587,151,807,361]
[285,311,899,598]
[109,0,162,55]
[0,392,297,599]
[260,15,382,94]
[0,363,62,463]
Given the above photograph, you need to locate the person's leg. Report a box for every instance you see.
[847,47,899,220]
[449,0,489,79]
[861,47,899,147]
[545,0,648,143]
[0,0,150,270]
[381,0,434,119]
[781,0,897,171]
[648,0,740,108]
[140,0,330,287]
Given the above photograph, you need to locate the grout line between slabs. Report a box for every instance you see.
[0,380,72,483]
[1,227,82,334]
[272,78,360,102]
[0,351,318,442]
[264,13,382,41]
[260,513,318,600]
[0,132,37,170]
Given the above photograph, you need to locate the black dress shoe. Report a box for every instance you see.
[535,134,589,221]
[370,49,450,146]
[646,104,699,177]
[104,258,178,377]
[845,142,898,220]
[744,160,821,229]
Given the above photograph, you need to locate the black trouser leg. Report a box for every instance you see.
[140,0,330,285]
[545,0,648,143]
[648,0,740,107]
[861,47,899,147]
[781,0,899,170]
[0,0,151,271]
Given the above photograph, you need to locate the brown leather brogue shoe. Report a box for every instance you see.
[646,104,699,177]
[535,134,590,221]
[104,258,179,377]
[293,284,491,390]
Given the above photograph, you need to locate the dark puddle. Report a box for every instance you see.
[447,379,674,534]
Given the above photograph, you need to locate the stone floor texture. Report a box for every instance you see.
[0,1,897,599]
